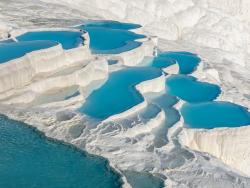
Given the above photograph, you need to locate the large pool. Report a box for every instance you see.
[16,31,84,50]
[166,75,221,103]
[79,67,162,119]
[0,40,57,64]
[0,115,122,188]
[181,102,250,129]
[77,21,145,54]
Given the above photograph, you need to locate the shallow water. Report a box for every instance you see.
[83,20,141,30]
[79,67,162,119]
[159,52,201,74]
[16,31,83,50]
[77,21,145,54]
[181,102,250,129]
[124,171,164,188]
[0,39,15,43]
[0,115,122,188]
[146,92,180,147]
[0,40,57,63]
[166,75,221,103]
[150,56,176,69]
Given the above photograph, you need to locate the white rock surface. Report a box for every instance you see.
[179,125,250,176]
[1,0,250,187]
[39,0,250,68]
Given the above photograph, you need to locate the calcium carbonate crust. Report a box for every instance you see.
[0,1,250,187]
[0,27,250,188]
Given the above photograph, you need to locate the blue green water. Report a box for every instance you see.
[159,52,201,74]
[79,67,162,119]
[181,102,250,129]
[0,115,122,188]
[83,20,141,30]
[166,75,221,103]
[0,40,57,64]
[16,31,83,50]
[77,21,145,54]
[150,56,176,69]
[152,51,250,129]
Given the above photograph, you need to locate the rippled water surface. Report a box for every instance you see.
[0,116,122,188]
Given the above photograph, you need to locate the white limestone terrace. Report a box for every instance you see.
[1,0,249,108]
[0,24,161,187]
[1,0,250,187]
[0,30,249,187]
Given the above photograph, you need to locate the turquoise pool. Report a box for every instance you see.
[83,20,141,30]
[0,40,57,64]
[16,31,83,50]
[77,21,145,54]
[166,75,221,103]
[79,67,162,119]
[181,102,250,129]
[0,115,122,188]
[159,52,201,74]
[150,56,176,69]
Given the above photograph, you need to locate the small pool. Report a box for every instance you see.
[181,102,250,129]
[77,21,145,54]
[166,75,221,103]
[16,31,83,50]
[0,115,122,188]
[0,40,57,64]
[83,20,141,30]
[150,56,176,69]
[124,171,164,188]
[159,52,201,74]
[79,67,162,119]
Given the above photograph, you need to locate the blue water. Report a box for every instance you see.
[79,67,162,119]
[181,102,250,129]
[150,56,176,69]
[159,52,201,74]
[0,40,57,64]
[0,115,122,188]
[16,31,83,50]
[166,75,221,103]
[77,21,145,54]
[84,20,141,30]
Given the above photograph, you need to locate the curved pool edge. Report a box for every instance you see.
[0,114,125,188]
